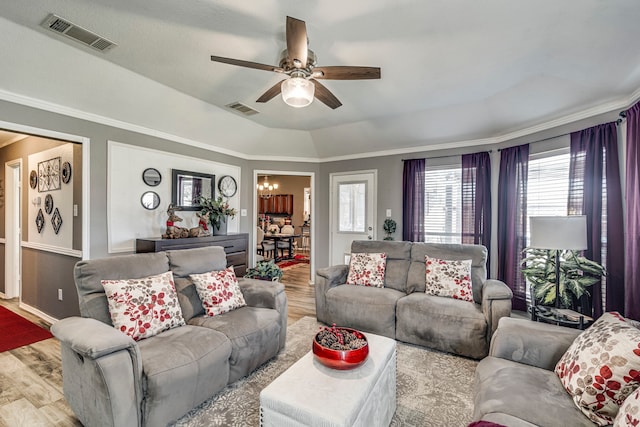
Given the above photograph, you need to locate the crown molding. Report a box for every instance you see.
[0,86,638,164]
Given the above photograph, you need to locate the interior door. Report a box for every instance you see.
[330,171,377,266]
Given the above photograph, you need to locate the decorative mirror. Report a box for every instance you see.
[61,161,72,184]
[141,191,161,210]
[142,168,162,186]
[44,194,54,214]
[30,170,38,189]
[171,169,215,211]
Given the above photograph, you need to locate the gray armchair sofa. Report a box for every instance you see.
[473,317,592,426]
[315,240,512,359]
[51,246,288,427]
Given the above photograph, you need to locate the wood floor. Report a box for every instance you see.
[0,262,315,427]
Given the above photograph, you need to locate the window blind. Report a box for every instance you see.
[424,165,462,244]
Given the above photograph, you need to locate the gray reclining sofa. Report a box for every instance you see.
[473,317,594,426]
[51,246,288,427]
[315,240,512,359]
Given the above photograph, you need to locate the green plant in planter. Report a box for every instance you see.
[383,218,397,241]
[520,247,605,308]
[244,260,283,282]
[197,196,237,229]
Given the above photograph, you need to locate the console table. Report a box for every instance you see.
[135,234,248,276]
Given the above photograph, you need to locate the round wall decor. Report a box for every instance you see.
[61,161,72,184]
[44,194,54,214]
[218,175,238,197]
[141,191,161,210]
[29,170,38,189]
[142,168,162,186]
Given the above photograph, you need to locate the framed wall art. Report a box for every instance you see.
[38,157,61,192]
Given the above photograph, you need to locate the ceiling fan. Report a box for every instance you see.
[210,16,381,109]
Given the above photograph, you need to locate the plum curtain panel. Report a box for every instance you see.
[402,158,425,242]
[497,144,529,311]
[626,101,640,320]
[568,122,624,318]
[461,152,492,275]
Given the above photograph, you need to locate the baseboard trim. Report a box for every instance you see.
[18,302,58,325]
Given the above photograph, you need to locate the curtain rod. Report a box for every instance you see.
[402,150,492,162]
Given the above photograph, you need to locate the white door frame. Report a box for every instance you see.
[4,159,22,299]
[329,169,378,266]
[253,170,315,284]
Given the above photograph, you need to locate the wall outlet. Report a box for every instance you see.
[386,209,392,218]
[57,289,63,301]
[73,204,78,216]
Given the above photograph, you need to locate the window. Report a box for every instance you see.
[526,149,570,239]
[424,165,462,244]
[338,182,366,232]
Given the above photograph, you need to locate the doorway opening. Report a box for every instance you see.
[253,170,315,284]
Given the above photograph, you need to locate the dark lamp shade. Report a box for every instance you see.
[529,216,588,250]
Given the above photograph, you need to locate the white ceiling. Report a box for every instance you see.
[1,0,640,160]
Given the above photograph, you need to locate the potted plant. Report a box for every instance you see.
[383,218,397,241]
[520,247,605,309]
[244,260,283,282]
[197,196,237,235]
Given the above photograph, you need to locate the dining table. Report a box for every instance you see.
[262,233,301,262]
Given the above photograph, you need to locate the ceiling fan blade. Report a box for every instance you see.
[211,55,284,73]
[256,80,285,103]
[312,80,342,109]
[313,66,381,80]
[286,16,308,68]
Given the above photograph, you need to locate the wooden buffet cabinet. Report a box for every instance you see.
[258,194,293,215]
[135,233,248,276]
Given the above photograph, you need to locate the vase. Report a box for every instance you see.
[212,216,228,235]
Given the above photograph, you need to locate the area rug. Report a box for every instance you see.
[277,254,310,270]
[0,305,53,352]
[174,316,478,427]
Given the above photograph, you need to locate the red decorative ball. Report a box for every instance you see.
[312,327,369,370]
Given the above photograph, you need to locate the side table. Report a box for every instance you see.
[531,306,593,330]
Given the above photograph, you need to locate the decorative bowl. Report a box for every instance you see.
[312,327,369,370]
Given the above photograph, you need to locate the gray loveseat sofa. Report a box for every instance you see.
[51,245,288,427]
[315,240,512,359]
[473,317,592,426]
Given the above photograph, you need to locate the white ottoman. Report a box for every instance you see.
[260,332,396,427]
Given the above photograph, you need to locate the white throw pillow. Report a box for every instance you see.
[345,252,387,288]
[190,267,247,316]
[555,312,640,425]
[424,256,474,302]
[614,386,640,426]
[102,271,185,341]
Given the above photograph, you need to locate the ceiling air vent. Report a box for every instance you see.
[226,102,259,116]
[41,13,116,52]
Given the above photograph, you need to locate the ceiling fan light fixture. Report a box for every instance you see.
[281,77,314,108]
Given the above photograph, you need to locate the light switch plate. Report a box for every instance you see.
[386,209,392,217]
[241,209,247,217]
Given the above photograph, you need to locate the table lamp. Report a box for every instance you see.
[529,216,588,310]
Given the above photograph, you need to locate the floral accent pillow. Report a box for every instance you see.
[555,312,640,425]
[102,271,185,341]
[614,386,640,426]
[345,253,387,288]
[424,256,473,302]
[190,267,247,316]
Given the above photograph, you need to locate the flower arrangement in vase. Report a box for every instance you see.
[197,196,237,235]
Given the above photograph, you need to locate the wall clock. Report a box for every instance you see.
[218,175,238,197]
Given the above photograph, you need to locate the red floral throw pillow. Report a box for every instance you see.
[102,271,185,341]
[190,267,247,316]
[555,312,640,425]
[615,386,640,426]
[345,253,387,288]
[424,256,474,302]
